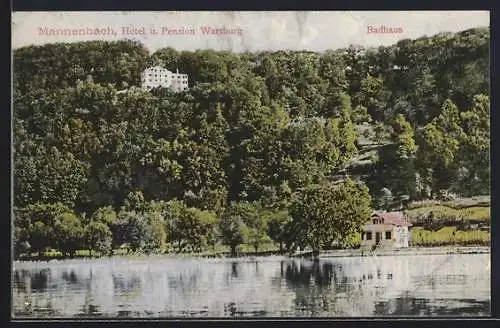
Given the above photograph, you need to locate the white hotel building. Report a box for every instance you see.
[140,66,188,92]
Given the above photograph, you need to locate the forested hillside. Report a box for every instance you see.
[13,27,490,258]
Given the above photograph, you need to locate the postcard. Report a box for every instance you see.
[11,11,491,318]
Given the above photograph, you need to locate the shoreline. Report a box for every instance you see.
[13,245,490,263]
[317,246,490,258]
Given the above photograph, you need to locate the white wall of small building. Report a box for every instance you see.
[393,226,410,248]
[361,225,410,248]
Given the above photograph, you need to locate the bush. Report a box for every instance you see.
[84,221,113,256]
[54,212,84,256]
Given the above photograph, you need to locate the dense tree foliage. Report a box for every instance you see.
[83,220,112,256]
[13,40,149,94]
[219,202,252,255]
[13,28,489,258]
[289,179,372,254]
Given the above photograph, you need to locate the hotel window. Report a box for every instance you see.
[366,232,372,240]
[385,231,391,239]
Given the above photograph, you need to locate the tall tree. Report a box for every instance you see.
[289,179,372,256]
[457,94,490,196]
[376,114,418,202]
[418,99,464,196]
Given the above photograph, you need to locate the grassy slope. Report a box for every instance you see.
[405,205,490,222]
[405,196,490,246]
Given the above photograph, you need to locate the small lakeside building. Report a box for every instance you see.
[361,211,413,248]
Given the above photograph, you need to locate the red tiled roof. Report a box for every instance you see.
[372,211,412,227]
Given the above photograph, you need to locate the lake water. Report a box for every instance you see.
[12,253,490,318]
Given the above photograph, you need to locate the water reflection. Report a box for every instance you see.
[12,254,490,318]
[231,262,238,278]
[374,292,490,316]
[62,270,78,284]
[77,284,102,317]
[284,261,341,287]
[13,270,28,293]
[112,274,141,295]
[31,269,51,292]
[283,261,363,316]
